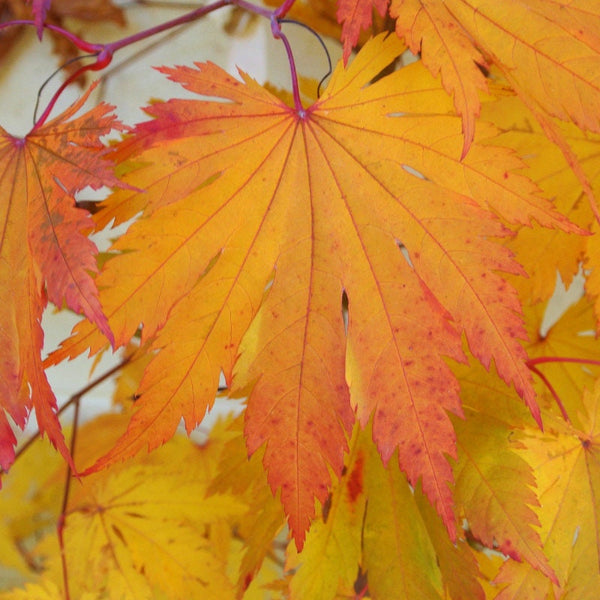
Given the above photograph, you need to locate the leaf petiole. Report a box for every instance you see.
[526,355,600,423]
[10,0,305,129]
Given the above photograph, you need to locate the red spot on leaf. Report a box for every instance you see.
[347,451,364,503]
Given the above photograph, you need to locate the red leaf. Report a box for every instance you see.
[0,87,121,475]
[337,0,389,63]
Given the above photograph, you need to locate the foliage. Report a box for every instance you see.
[1,0,600,598]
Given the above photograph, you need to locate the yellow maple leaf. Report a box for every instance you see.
[524,295,600,429]
[361,423,444,599]
[28,421,246,599]
[208,415,286,597]
[387,0,600,157]
[0,580,95,600]
[285,424,366,600]
[495,377,600,598]
[479,86,597,305]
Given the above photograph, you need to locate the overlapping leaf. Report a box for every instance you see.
[494,379,600,599]
[524,295,600,428]
[48,33,575,547]
[0,90,121,476]
[338,1,600,156]
[285,425,366,600]
[452,357,556,585]
[480,88,597,305]
[336,0,388,62]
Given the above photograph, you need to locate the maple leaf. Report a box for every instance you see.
[494,378,600,598]
[413,485,487,600]
[285,424,366,600]
[209,416,286,597]
[336,0,388,63]
[452,357,556,584]
[478,84,597,305]
[389,0,489,158]
[524,295,600,423]
[338,1,600,157]
[48,34,575,548]
[34,422,246,599]
[0,580,92,600]
[361,425,445,599]
[0,87,121,476]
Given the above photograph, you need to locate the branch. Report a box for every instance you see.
[4,0,303,130]
[11,357,130,464]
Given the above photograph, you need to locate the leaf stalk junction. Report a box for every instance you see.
[0,0,319,129]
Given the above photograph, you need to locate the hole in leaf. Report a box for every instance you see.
[341,290,348,335]
[396,240,413,268]
[402,164,425,179]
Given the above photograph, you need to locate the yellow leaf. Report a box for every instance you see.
[362,424,444,599]
[286,424,366,600]
[525,295,600,429]
[496,379,600,598]
[480,87,597,304]
[33,426,246,599]
[0,580,96,600]
[390,0,489,157]
[209,416,286,596]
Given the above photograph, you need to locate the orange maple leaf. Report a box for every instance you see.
[339,1,600,157]
[389,0,489,158]
[0,88,121,475]
[49,34,576,548]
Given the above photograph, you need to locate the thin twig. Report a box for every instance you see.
[57,397,81,600]
[12,357,130,463]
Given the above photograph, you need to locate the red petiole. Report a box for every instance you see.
[526,355,600,423]
[1,0,303,130]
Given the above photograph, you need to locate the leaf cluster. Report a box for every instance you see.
[1,0,600,598]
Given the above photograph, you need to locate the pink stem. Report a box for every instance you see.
[527,356,600,368]
[274,0,297,18]
[270,18,305,114]
[526,355,600,423]
[0,20,101,53]
[32,60,101,131]
[104,0,230,53]
[11,0,304,129]
[526,362,571,423]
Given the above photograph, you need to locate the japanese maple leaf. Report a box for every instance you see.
[336,0,389,63]
[494,379,600,597]
[50,34,575,548]
[452,357,557,585]
[0,88,120,476]
[339,1,600,157]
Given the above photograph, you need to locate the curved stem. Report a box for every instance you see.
[525,355,600,423]
[9,0,305,128]
[0,20,101,53]
[527,362,571,423]
[279,18,332,97]
[274,0,297,18]
[271,18,305,114]
[32,59,104,131]
[527,356,600,368]
[104,0,230,53]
